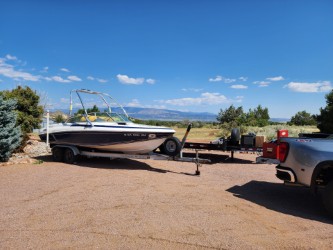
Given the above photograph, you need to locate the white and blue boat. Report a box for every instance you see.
[39,89,175,154]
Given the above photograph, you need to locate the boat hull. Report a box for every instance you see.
[39,123,174,154]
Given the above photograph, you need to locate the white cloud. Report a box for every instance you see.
[0,59,40,81]
[60,68,70,72]
[68,75,82,82]
[209,75,236,83]
[266,76,284,82]
[209,75,223,82]
[239,76,248,81]
[86,76,108,83]
[51,76,71,83]
[253,81,270,87]
[117,74,145,85]
[224,78,236,84]
[160,92,235,106]
[126,99,166,109]
[127,99,141,107]
[182,88,203,92]
[146,78,156,84]
[284,81,332,93]
[60,98,69,103]
[236,96,244,101]
[97,78,108,83]
[6,54,18,61]
[41,66,49,73]
[266,76,284,81]
[231,84,248,89]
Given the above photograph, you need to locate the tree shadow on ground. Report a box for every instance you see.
[35,155,200,176]
[226,180,333,224]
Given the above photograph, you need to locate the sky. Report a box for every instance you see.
[0,0,332,119]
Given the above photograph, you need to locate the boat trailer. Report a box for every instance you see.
[51,145,208,175]
[48,123,210,176]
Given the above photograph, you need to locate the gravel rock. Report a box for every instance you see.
[0,138,50,166]
[1,152,333,249]
[23,139,50,157]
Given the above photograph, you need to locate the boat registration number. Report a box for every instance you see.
[124,133,147,137]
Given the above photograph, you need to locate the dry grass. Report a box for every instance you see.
[243,125,319,141]
[174,125,320,142]
[174,127,221,142]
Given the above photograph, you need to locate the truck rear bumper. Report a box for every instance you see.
[276,165,297,183]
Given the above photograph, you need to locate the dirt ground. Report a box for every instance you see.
[1,151,333,249]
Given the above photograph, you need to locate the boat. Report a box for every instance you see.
[39,89,176,154]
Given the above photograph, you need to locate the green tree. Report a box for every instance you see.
[317,90,333,133]
[245,108,257,126]
[76,104,100,115]
[245,105,270,127]
[252,105,270,127]
[0,96,22,162]
[1,86,44,147]
[217,105,245,129]
[217,104,270,129]
[288,110,317,126]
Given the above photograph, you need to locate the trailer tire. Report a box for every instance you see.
[63,148,78,164]
[160,137,181,156]
[52,147,64,162]
[323,180,333,218]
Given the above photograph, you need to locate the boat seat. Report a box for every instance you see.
[80,115,98,122]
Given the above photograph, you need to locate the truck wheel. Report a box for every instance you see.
[323,180,333,218]
[63,148,78,164]
[160,137,181,156]
[52,147,64,162]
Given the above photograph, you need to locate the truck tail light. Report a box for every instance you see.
[278,142,289,162]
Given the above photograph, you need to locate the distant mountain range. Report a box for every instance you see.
[269,118,290,123]
[52,107,289,122]
[125,107,290,122]
[124,107,217,121]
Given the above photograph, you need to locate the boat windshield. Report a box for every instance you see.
[67,112,131,123]
[67,89,131,124]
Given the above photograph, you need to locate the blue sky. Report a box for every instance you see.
[0,0,332,118]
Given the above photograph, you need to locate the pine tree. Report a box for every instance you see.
[0,96,22,162]
[1,86,43,148]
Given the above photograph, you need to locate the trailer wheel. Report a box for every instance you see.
[63,148,78,164]
[52,147,64,162]
[323,180,333,218]
[160,137,181,156]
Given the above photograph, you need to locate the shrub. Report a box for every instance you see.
[0,96,22,162]
[1,86,44,148]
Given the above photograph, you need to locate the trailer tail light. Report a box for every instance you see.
[278,142,289,162]
[277,130,288,139]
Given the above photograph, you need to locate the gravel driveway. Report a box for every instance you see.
[1,152,333,249]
